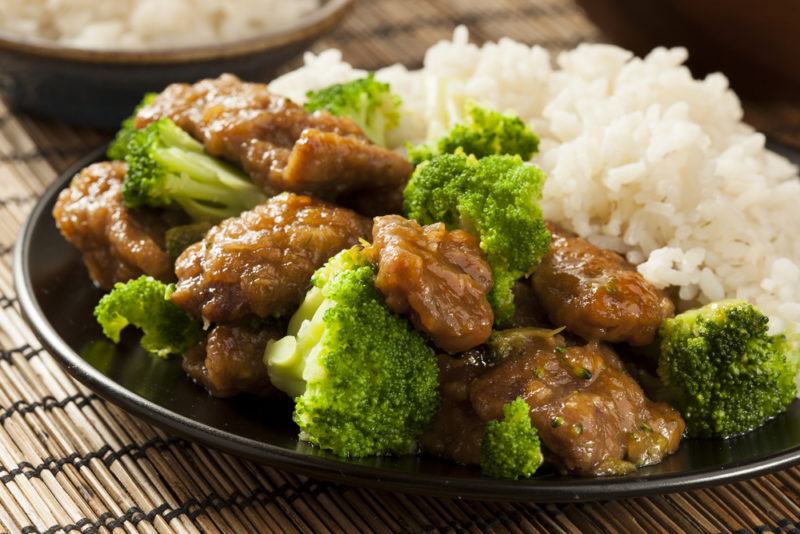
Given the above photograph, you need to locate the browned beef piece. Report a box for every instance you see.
[370,215,494,353]
[419,349,494,466]
[52,161,174,289]
[281,129,413,198]
[422,329,685,476]
[134,74,413,204]
[344,185,405,217]
[532,225,675,346]
[476,330,684,475]
[510,281,551,328]
[183,324,281,397]
[171,192,371,323]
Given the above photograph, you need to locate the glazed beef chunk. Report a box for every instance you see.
[420,349,494,466]
[171,192,371,323]
[509,281,550,328]
[52,162,173,289]
[134,74,412,205]
[344,185,405,218]
[472,330,684,475]
[532,225,674,346]
[422,329,684,476]
[370,215,494,353]
[282,129,412,200]
[183,324,282,397]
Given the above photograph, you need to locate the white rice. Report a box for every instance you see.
[0,0,319,49]
[271,26,800,336]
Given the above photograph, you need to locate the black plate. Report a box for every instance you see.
[14,146,800,502]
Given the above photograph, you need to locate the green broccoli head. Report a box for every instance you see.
[107,92,157,160]
[481,397,543,479]
[304,73,402,147]
[265,247,440,457]
[94,275,203,358]
[658,300,799,438]
[403,152,551,324]
[123,118,265,221]
[407,103,539,165]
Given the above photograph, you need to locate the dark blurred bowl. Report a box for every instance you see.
[575,0,800,103]
[0,0,353,129]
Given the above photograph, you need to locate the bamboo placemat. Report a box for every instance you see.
[2,1,800,532]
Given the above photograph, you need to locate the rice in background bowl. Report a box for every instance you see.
[0,0,320,49]
[271,26,800,336]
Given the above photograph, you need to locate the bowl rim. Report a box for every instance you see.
[0,0,353,64]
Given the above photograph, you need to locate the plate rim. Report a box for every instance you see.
[13,145,800,502]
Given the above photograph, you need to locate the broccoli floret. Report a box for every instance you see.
[123,118,265,221]
[403,152,550,324]
[481,397,543,479]
[107,93,157,160]
[265,247,439,457]
[304,74,401,147]
[658,300,800,438]
[407,103,539,165]
[94,275,203,358]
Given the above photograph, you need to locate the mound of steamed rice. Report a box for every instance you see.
[0,0,319,49]
[271,26,800,336]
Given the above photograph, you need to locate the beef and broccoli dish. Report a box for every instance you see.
[54,74,800,480]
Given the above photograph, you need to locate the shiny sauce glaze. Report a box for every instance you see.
[134,74,412,206]
[52,161,175,289]
[371,215,494,353]
[183,323,283,397]
[424,329,685,476]
[171,192,371,323]
[533,225,674,346]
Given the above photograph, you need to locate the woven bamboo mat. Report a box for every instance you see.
[2,0,800,532]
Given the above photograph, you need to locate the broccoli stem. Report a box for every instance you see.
[266,337,306,397]
[266,290,331,398]
[151,147,263,219]
[155,148,254,191]
[162,173,252,209]
[123,118,266,221]
[288,287,325,336]
[156,122,204,153]
[176,199,243,223]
